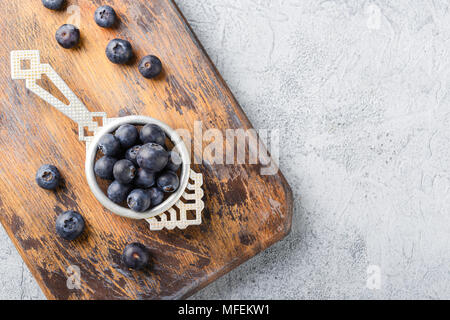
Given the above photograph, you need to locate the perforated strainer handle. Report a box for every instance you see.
[11,50,106,143]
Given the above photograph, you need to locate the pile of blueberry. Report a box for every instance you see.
[95,123,181,212]
[43,1,163,79]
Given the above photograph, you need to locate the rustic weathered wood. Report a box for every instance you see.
[0,0,293,299]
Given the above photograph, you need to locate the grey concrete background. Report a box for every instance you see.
[1,0,449,299]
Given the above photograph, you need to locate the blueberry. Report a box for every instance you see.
[140,124,166,146]
[55,24,80,49]
[125,145,142,166]
[98,133,121,156]
[157,171,179,193]
[94,5,117,28]
[115,124,138,149]
[107,180,131,204]
[134,168,155,188]
[55,210,85,241]
[122,243,150,270]
[36,164,61,190]
[42,0,64,10]
[113,159,136,184]
[137,143,169,172]
[94,156,117,180]
[165,150,182,172]
[127,189,151,212]
[148,187,164,207]
[106,39,133,64]
[138,55,163,79]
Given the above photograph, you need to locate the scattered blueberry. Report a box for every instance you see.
[94,156,117,180]
[140,124,166,146]
[113,159,136,184]
[122,243,150,270]
[127,189,151,212]
[138,55,163,79]
[166,151,182,172]
[137,143,169,172]
[94,5,117,28]
[98,133,121,156]
[106,39,133,64]
[157,171,179,193]
[42,0,65,10]
[125,145,142,166]
[115,124,138,149]
[107,180,131,204]
[134,168,155,188]
[55,24,80,49]
[148,187,164,207]
[55,210,85,241]
[36,164,61,190]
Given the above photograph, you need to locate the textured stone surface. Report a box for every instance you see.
[1,0,449,299]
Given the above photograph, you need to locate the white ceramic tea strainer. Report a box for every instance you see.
[11,50,204,231]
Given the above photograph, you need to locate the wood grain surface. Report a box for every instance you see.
[0,0,293,299]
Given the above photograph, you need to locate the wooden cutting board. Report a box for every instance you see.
[0,0,293,299]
